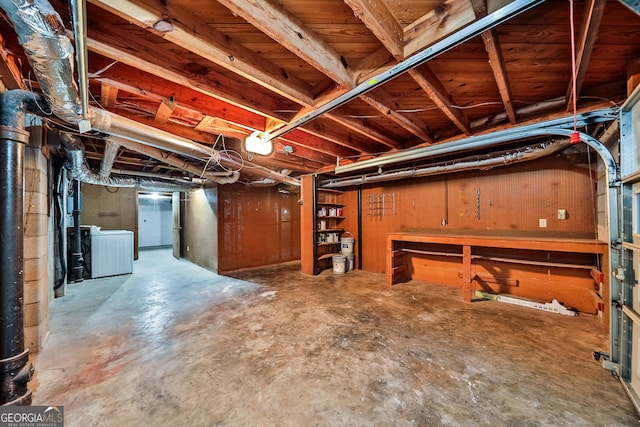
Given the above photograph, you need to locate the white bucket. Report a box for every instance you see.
[332,255,347,274]
[345,254,355,272]
[341,231,355,255]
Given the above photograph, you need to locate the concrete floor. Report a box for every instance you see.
[31,249,638,426]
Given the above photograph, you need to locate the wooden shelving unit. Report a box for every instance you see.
[301,175,346,275]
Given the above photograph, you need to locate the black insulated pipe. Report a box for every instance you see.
[70,179,84,282]
[0,90,43,405]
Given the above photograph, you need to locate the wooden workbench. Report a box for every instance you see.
[387,232,607,306]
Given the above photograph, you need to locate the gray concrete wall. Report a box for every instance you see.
[23,124,52,353]
[183,187,219,272]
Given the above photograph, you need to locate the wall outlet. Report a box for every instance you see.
[539,218,547,228]
[558,209,567,220]
[186,245,190,252]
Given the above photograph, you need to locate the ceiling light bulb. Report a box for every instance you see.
[245,131,273,155]
[153,20,175,33]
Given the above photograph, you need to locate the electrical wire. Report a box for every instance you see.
[26,71,52,116]
[200,133,245,176]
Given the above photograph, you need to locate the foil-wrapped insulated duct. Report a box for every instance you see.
[59,132,198,192]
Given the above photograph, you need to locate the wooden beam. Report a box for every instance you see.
[0,34,24,90]
[344,0,404,59]
[216,0,354,86]
[194,115,218,132]
[213,0,404,151]
[408,65,471,135]
[300,119,382,154]
[288,86,401,151]
[87,0,316,105]
[154,98,177,124]
[354,46,395,83]
[95,75,264,132]
[250,153,324,173]
[360,91,433,142]
[86,36,286,121]
[404,0,476,58]
[100,82,118,108]
[471,0,516,124]
[327,113,401,150]
[96,74,363,160]
[265,117,286,133]
[565,0,606,110]
[481,29,516,124]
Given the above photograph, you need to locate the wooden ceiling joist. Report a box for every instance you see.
[86,37,286,120]
[96,74,363,163]
[403,0,476,58]
[408,66,471,135]
[214,0,408,152]
[360,92,432,143]
[87,0,316,105]
[481,29,517,124]
[565,0,607,110]
[472,0,516,124]
[216,0,355,86]
[0,34,24,90]
[344,0,404,60]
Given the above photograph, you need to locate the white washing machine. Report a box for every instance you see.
[90,229,134,279]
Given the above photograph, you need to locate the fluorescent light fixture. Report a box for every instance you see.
[245,131,272,155]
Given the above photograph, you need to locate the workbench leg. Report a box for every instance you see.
[462,245,472,303]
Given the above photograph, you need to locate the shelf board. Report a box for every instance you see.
[318,216,345,219]
[318,252,341,260]
[317,228,344,233]
[317,242,341,246]
[317,202,344,207]
[317,188,344,194]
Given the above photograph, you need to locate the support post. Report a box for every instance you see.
[0,90,42,405]
[462,245,472,303]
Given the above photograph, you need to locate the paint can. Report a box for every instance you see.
[332,255,346,274]
[345,254,355,272]
[340,231,355,255]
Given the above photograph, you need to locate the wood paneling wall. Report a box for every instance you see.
[217,184,301,273]
[81,184,138,259]
[336,156,602,312]
[341,156,598,273]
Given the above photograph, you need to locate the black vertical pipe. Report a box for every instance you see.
[0,90,42,405]
[70,179,84,282]
[357,185,362,270]
[312,175,319,275]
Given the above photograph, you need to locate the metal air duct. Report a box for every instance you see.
[60,132,199,191]
[320,139,570,188]
[99,139,120,177]
[0,0,299,186]
[334,108,618,175]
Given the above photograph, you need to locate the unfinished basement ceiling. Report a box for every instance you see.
[1,0,639,184]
